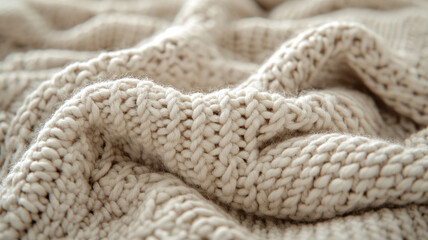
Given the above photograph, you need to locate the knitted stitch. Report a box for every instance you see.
[1,0,428,239]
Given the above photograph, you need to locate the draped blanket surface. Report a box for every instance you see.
[1,0,428,239]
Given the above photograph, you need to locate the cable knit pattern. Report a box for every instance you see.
[1,0,428,239]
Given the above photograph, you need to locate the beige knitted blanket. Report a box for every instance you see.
[1,0,428,239]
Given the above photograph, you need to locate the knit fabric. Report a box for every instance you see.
[1,0,428,239]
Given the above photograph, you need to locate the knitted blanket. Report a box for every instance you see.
[1,0,428,239]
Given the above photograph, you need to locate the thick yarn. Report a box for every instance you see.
[1,0,428,239]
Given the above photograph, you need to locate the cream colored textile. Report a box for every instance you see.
[1,0,428,239]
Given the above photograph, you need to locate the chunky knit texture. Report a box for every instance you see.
[1,0,428,239]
